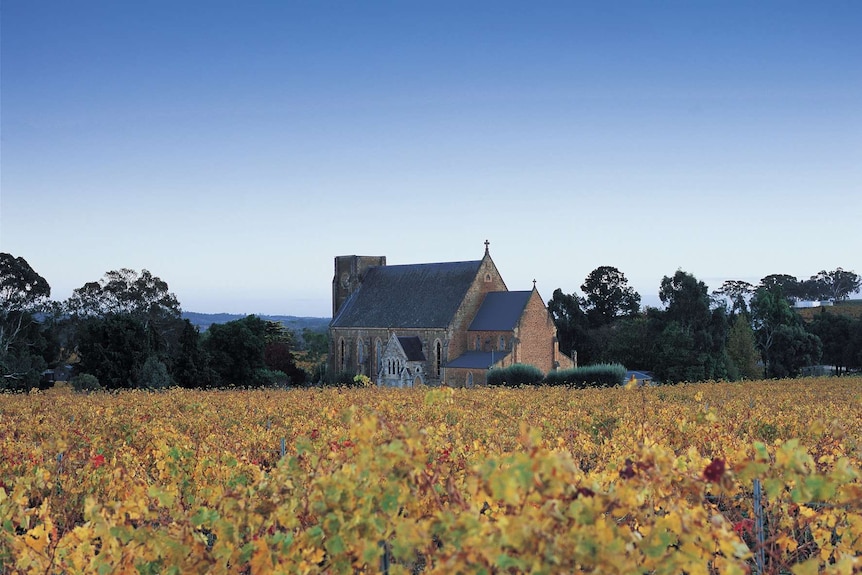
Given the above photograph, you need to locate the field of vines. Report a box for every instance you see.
[2,378,861,574]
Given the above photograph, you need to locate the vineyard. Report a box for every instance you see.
[1,378,861,574]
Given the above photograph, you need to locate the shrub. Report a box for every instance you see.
[486,363,545,387]
[137,356,173,390]
[545,363,627,389]
[71,373,102,393]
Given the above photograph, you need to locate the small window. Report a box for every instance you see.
[484,273,492,283]
[499,336,506,351]
[435,340,442,377]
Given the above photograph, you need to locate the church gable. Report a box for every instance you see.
[378,334,426,387]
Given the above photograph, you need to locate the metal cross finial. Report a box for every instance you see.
[533,279,537,289]
[484,239,490,254]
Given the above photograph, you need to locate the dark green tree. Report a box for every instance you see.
[655,270,729,382]
[74,315,150,389]
[65,268,187,388]
[547,288,593,364]
[203,315,288,387]
[172,319,212,388]
[750,287,821,377]
[808,314,856,375]
[580,266,641,328]
[603,315,660,372]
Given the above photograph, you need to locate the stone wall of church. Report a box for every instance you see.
[513,290,572,373]
[329,327,449,384]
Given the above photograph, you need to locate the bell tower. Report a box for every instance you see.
[332,255,386,317]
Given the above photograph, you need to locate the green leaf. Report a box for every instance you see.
[496,554,526,570]
[326,534,346,556]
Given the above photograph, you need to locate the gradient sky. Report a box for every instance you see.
[2,1,860,317]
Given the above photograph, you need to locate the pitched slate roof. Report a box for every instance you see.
[331,260,482,328]
[446,350,511,369]
[468,291,532,331]
[397,336,426,361]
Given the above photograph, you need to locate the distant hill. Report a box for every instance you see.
[182,312,330,333]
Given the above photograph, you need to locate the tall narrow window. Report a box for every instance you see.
[340,339,346,371]
[435,340,442,377]
[375,339,382,377]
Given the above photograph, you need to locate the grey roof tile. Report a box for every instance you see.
[446,350,511,369]
[398,336,426,361]
[331,260,482,328]
[468,291,532,331]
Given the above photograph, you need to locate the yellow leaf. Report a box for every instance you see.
[24,524,49,554]
[250,537,273,574]
[791,558,821,575]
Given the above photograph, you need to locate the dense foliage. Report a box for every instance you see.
[550,265,862,384]
[1,379,860,573]
[0,254,306,391]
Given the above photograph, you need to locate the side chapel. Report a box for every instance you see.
[329,242,575,387]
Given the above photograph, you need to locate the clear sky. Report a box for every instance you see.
[2,1,860,317]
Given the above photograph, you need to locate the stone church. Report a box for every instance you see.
[329,242,574,387]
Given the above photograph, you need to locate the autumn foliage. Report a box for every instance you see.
[1,378,861,574]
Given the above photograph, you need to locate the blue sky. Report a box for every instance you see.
[2,1,860,317]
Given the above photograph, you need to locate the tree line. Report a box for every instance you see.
[0,253,317,392]
[4,252,860,391]
[548,266,862,383]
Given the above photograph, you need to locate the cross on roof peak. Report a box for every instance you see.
[484,239,490,255]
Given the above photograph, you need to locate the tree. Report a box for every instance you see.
[203,315,275,387]
[172,319,212,388]
[74,315,150,389]
[547,288,592,364]
[65,269,185,385]
[713,280,755,318]
[604,315,660,372]
[67,268,180,321]
[808,314,856,375]
[725,315,762,380]
[580,266,641,328]
[807,269,861,302]
[750,287,821,377]
[656,270,729,382]
[759,274,802,304]
[0,254,52,389]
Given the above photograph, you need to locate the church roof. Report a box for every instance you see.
[330,260,483,328]
[468,291,532,331]
[397,336,426,361]
[446,350,511,369]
